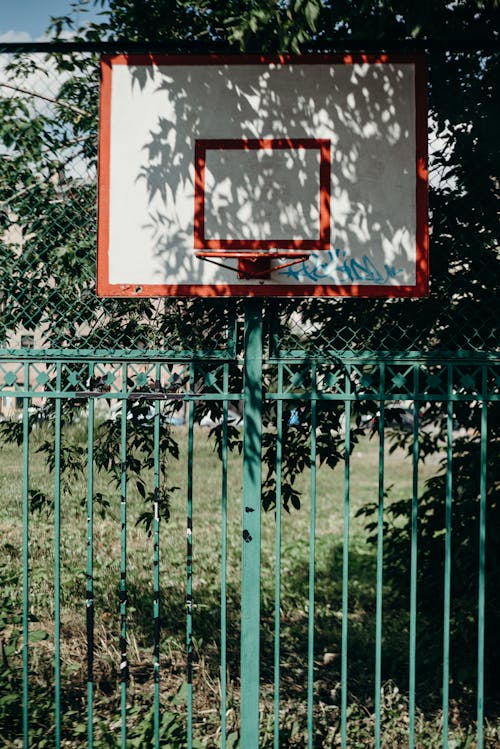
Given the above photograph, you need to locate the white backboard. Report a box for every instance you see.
[97,54,428,297]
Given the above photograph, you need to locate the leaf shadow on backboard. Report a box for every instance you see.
[125,58,419,292]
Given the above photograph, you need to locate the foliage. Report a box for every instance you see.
[93,393,181,532]
[0,46,99,346]
[260,399,366,512]
[0,0,499,742]
[0,5,497,351]
[2,428,499,747]
[358,406,500,708]
[1,2,498,352]
[0,570,51,748]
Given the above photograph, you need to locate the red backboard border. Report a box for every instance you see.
[97,53,428,298]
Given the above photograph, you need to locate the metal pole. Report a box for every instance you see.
[240,298,264,748]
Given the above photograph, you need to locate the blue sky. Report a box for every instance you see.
[0,0,101,41]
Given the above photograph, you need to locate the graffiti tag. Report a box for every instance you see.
[277,248,404,285]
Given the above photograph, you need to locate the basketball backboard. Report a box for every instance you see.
[97,54,428,297]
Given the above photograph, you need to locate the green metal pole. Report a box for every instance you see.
[409,376,420,749]
[153,365,161,749]
[54,369,62,749]
[442,384,453,749]
[476,372,488,749]
[186,388,195,748]
[220,363,229,749]
[22,367,30,749]
[120,374,128,749]
[240,298,263,749]
[341,369,351,749]
[374,373,386,749]
[307,366,317,749]
[86,372,95,749]
[273,363,283,749]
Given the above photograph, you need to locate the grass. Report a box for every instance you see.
[0,417,498,747]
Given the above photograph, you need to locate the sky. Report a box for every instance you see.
[0,0,101,41]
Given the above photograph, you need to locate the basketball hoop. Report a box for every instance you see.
[195,250,310,279]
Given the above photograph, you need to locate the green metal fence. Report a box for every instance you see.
[1,346,498,747]
[1,46,499,748]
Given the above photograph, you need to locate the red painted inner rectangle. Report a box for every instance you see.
[193,138,331,252]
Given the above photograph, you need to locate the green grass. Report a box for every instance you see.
[0,420,497,747]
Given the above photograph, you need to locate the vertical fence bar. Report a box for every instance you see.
[408,376,420,749]
[442,374,453,749]
[307,365,317,749]
[153,364,162,749]
[22,366,30,749]
[54,367,62,748]
[220,364,229,749]
[476,370,488,749]
[240,298,263,749]
[227,299,239,359]
[119,383,128,749]
[186,388,195,749]
[341,367,351,749]
[273,364,284,749]
[374,369,385,749]
[86,369,95,749]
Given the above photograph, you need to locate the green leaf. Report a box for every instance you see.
[28,629,49,642]
[225,731,239,749]
[304,0,320,31]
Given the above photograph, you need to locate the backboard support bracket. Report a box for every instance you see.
[195,251,311,279]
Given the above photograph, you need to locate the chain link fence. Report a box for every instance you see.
[0,47,498,358]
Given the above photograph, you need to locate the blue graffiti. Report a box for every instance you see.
[277,248,404,285]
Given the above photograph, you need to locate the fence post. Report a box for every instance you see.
[240,298,264,748]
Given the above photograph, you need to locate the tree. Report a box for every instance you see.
[2,0,498,350]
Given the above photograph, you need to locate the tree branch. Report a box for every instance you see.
[0,82,87,117]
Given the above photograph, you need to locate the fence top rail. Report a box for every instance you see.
[1,38,498,54]
[0,349,498,365]
[0,348,237,363]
